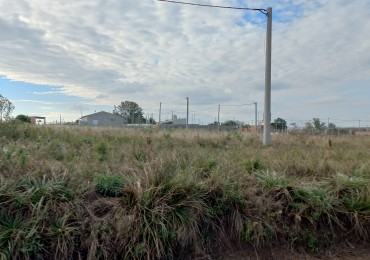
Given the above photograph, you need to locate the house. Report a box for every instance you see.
[79,111,126,126]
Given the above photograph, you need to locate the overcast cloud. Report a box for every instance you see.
[0,0,369,125]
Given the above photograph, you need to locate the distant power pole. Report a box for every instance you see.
[159,102,162,125]
[263,7,272,145]
[217,104,220,131]
[186,97,189,129]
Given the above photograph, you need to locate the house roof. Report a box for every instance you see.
[80,111,123,119]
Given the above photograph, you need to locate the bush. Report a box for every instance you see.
[15,114,31,123]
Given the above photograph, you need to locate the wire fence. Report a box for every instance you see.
[142,99,370,129]
[142,100,258,126]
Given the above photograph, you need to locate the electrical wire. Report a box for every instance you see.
[220,102,255,107]
[157,0,267,15]
[161,98,186,105]
[189,105,218,113]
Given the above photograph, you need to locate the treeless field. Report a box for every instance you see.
[0,122,369,259]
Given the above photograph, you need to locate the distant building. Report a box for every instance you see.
[30,116,46,125]
[160,118,187,125]
[79,111,126,126]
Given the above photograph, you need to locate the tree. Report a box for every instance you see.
[313,118,325,131]
[222,120,238,127]
[304,121,314,132]
[15,114,31,123]
[305,121,313,129]
[148,117,156,124]
[0,94,14,122]
[271,118,287,130]
[328,122,336,129]
[113,101,145,124]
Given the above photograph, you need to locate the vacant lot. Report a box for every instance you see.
[0,122,369,259]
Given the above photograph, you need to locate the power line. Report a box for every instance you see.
[157,0,267,15]
[189,105,218,113]
[161,98,185,105]
[220,102,255,107]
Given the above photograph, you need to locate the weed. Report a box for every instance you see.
[342,194,370,213]
[47,214,78,258]
[50,141,65,161]
[0,211,43,259]
[307,233,318,252]
[18,148,27,169]
[255,171,287,189]
[17,174,73,204]
[208,158,217,171]
[94,175,125,197]
[134,149,147,162]
[96,142,109,161]
[245,158,263,174]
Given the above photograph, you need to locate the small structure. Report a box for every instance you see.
[30,116,46,125]
[160,118,187,126]
[79,111,126,126]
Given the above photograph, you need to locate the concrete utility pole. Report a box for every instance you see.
[263,7,272,145]
[186,97,189,130]
[217,104,221,131]
[159,102,162,125]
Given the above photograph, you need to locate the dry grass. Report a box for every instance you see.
[0,122,369,259]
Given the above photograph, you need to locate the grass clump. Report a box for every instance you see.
[94,175,125,197]
[255,170,287,189]
[96,142,109,161]
[0,211,43,259]
[245,158,263,174]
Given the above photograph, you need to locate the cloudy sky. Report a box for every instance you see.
[0,0,369,127]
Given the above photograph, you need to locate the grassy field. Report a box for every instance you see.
[0,122,369,259]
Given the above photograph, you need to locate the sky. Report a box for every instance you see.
[0,0,370,127]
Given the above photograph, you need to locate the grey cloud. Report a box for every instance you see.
[1,0,370,123]
[306,96,344,105]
